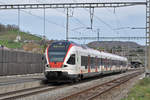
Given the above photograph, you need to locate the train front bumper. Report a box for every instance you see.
[44,71,78,81]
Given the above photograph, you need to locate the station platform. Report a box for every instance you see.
[0,73,45,94]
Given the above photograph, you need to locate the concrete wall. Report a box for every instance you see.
[0,49,44,76]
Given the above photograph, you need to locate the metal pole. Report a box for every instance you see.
[89,8,94,29]
[18,9,20,38]
[44,7,45,37]
[1,45,3,75]
[66,8,69,40]
[146,0,150,77]
[97,28,100,41]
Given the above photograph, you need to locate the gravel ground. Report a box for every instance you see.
[116,74,145,100]
[15,71,141,100]
[93,73,144,100]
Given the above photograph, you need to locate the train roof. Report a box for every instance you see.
[100,51,127,61]
[50,40,127,61]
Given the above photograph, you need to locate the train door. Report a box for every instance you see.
[101,58,104,72]
[88,55,91,73]
[95,56,98,72]
[105,58,108,71]
[76,50,80,72]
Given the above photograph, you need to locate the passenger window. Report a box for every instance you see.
[67,54,75,65]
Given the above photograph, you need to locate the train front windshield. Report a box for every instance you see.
[48,42,70,62]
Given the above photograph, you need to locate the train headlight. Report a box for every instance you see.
[63,65,68,67]
[45,64,49,68]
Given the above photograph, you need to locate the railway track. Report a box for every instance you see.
[0,75,110,100]
[58,70,143,100]
[0,85,56,100]
[0,69,143,100]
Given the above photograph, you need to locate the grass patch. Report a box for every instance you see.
[0,30,42,41]
[0,40,22,48]
[0,24,43,51]
[122,78,150,100]
[0,29,43,49]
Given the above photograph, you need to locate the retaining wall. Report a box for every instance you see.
[0,49,44,76]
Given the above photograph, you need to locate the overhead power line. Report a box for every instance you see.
[20,10,66,28]
[35,0,86,27]
[0,1,67,29]
[0,2,146,33]
[72,0,117,31]
[69,36,147,40]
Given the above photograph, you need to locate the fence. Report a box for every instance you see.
[0,48,44,76]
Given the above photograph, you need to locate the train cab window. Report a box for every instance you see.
[67,54,75,65]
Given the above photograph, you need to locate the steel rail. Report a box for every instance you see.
[0,85,60,100]
[58,70,143,100]
[86,71,142,100]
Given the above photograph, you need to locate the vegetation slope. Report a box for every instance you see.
[0,24,44,53]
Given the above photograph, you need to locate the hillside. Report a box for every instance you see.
[0,24,42,42]
[87,41,145,63]
[0,30,42,41]
[0,24,44,53]
[87,41,144,51]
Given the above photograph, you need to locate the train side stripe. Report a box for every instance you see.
[47,46,50,67]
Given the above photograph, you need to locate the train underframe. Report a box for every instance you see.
[44,69,127,82]
[44,71,80,82]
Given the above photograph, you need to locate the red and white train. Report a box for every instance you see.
[44,41,128,82]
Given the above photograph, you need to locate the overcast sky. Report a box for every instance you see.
[0,0,146,45]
